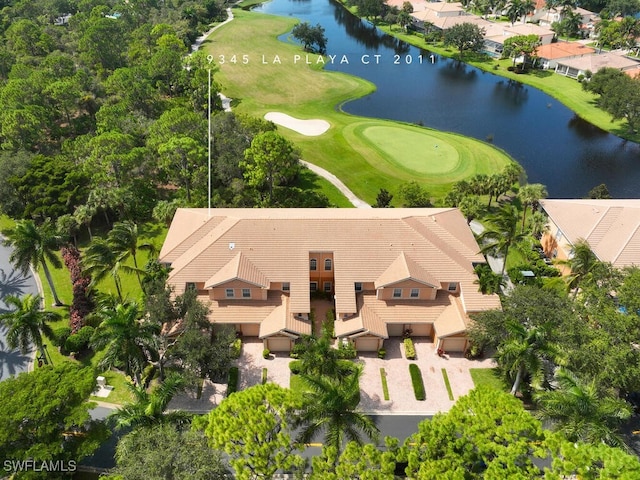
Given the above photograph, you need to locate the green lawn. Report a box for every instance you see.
[206,10,515,204]
[470,367,508,392]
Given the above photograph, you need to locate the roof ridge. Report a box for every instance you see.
[612,222,640,266]
[585,206,622,247]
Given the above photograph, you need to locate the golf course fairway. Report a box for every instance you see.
[204,8,516,205]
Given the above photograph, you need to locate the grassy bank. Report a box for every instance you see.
[206,9,515,204]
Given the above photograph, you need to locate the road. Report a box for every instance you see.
[0,240,39,380]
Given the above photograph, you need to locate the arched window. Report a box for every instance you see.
[310,258,317,271]
[324,258,332,271]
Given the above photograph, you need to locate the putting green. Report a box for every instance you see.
[359,125,461,177]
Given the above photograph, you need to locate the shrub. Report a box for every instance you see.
[404,338,416,360]
[262,348,270,359]
[227,367,239,396]
[380,368,390,401]
[289,360,303,375]
[336,340,357,359]
[378,348,386,359]
[61,246,93,333]
[230,338,242,359]
[64,325,95,353]
[409,364,426,401]
[261,368,268,384]
[52,326,72,348]
[322,309,335,338]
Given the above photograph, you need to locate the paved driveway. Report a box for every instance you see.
[169,337,496,415]
[0,240,39,380]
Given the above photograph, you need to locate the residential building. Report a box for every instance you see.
[159,208,501,353]
[534,41,595,70]
[540,199,640,268]
[554,51,640,78]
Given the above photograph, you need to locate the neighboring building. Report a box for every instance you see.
[555,51,640,78]
[534,41,595,70]
[540,199,640,268]
[484,22,555,58]
[159,208,501,353]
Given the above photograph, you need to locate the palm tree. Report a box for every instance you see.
[110,372,190,430]
[296,334,342,378]
[295,364,379,460]
[83,239,125,301]
[2,219,64,306]
[91,302,159,386]
[497,321,561,395]
[108,221,155,289]
[556,239,598,299]
[479,204,527,275]
[0,294,60,363]
[535,368,632,449]
[506,0,535,25]
[518,183,547,232]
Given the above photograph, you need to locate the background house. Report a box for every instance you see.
[540,199,640,268]
[159,208,501,353]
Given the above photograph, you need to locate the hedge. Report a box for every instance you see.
[409,363,426,401]
[404,338,417,360]
[227,367,239,396]
[289,360,303,374]
[230,338,242,359]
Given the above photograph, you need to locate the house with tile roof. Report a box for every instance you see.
[534,42,595,69]
[159,208,501,353]
[540,199,640,268]
[554,51,640,78]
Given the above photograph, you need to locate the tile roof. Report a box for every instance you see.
[535,41,595,60]
[540,199,640,268]
[161,208,500,319]
[556,52,640,73]
[374,252,440,288]
[205,252,269,288]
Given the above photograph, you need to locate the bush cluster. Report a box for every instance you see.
[336,340,357,359]
[64,325,95,354]
[230,338,242,359]
[61,246,93,334]
[52,326,72,348]
[289,360,303,375]
[404,338,417,360]
[409,363,426,401]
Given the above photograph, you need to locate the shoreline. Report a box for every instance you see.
[330,0,640,145]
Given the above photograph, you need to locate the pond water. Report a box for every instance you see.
[254,0,640,198]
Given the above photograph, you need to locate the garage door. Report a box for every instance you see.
[355,337,380,352]
[267,337,292,352]
[409,323,433,337]
[387,324,404,337]
[442,337,467,352]
[241,324,260,337]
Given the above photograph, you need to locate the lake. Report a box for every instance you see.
[254,0,640,198]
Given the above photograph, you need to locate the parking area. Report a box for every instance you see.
[169,337,496,414]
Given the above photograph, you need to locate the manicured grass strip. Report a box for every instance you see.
[470,367,507,392]
[227,366,240,396]
[409,363,426,401]
[261,367,268,385]
[380,368,390,401]
[441,368,454,401]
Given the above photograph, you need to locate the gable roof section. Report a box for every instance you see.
[535,41,595,60]
[374,252,439,288]
[204,252,269,288]
[162,208,500,314]
[540,199,640,268]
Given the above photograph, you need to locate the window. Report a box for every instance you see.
[310,258,317,271]
[393,288,402,298]
[410,288,419,298]
[324,281,332,292]
[186,282,196,291]
[225,288,235,298]
[355,282,362,292]
[242,288,251,298]
[310,282,318,292]
[282,282,290,291]
[324,258,332,271]
[448,283,457,292]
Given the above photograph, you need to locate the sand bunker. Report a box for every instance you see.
[264,112,330,136]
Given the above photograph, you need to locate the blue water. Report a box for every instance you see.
[254,0,640,198]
